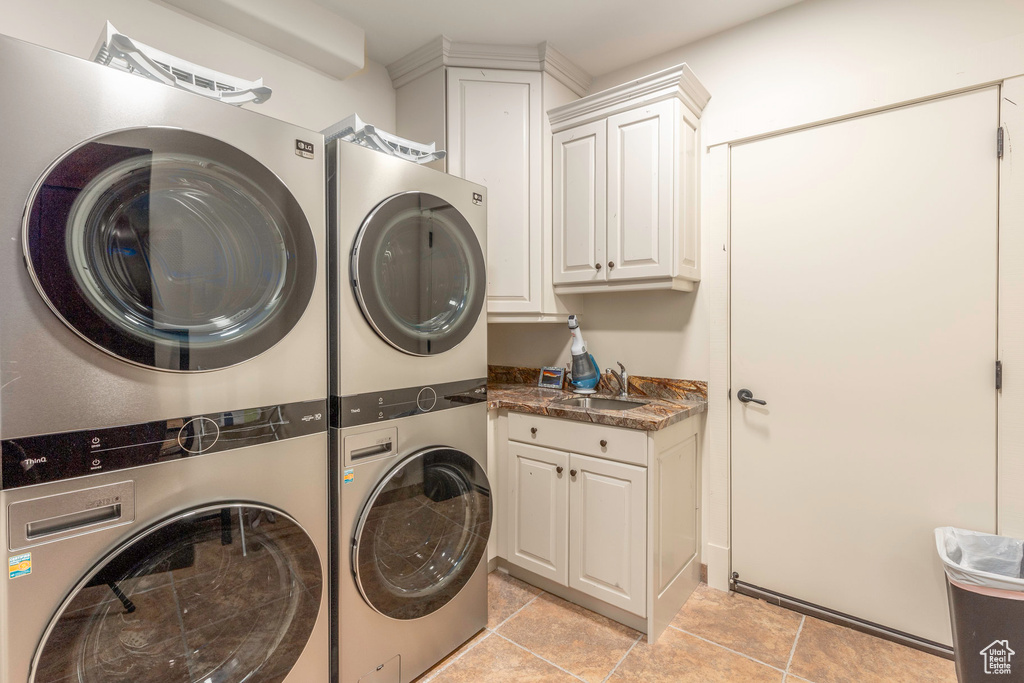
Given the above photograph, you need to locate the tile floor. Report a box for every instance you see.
[416,571,958,683]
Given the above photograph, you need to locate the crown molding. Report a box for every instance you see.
[539,42,591,97]
[548,63,710,132]
[387,36,591,96]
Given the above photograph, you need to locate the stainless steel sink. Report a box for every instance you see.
[554,396,651,411]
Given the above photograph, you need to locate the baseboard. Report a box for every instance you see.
[705,542,731,591]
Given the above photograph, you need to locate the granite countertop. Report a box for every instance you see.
[486,366,707,432]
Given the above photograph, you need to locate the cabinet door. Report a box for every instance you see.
[506,441,569,584]
[606,99,675,281]
[553,121,606,285]
[568,453,647,616]
[447,68,542,314]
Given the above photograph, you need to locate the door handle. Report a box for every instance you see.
[737,389,767,405]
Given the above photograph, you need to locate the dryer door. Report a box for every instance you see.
[31,504,322,683]
[351,192,486,356]
[353,448,491,619]
[24,128,317,372]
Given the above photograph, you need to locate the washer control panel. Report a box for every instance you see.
[1,399,326,490]
[333,378,486,428]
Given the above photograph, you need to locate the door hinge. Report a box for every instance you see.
[998,127,1004,159]
[997,360,1003,390]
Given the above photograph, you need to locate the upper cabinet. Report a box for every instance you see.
[549,65,709,293]
[388,38,591,322]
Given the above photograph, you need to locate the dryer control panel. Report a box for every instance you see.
[332,377,486,428]
[1,399,326,490]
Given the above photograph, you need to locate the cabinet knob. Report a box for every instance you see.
[608,261,615,269]
[530,427,537,435]
[595,263,602,271]
[556,466,563,474]
[570,469,578,477]
[600,439,607,447]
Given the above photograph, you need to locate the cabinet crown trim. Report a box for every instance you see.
[548,63,710,132]
[387,35,592,96]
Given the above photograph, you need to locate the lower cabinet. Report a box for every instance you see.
[508,443,647,615]
[501,411,700,641]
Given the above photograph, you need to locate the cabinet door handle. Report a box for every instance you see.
[608,261,615,269]
[595,263,602,271]
[530,427,537,435]
[600,439,607,447]
[556,466,563,474]
[570,469,578,477]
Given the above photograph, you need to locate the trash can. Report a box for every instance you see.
[936,527,1024,681]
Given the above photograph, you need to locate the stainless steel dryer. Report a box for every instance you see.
[0,33,329,683]
[335,402,490,683]
[0,33,326,439]
[0,406,330,683]
[328,140,487,413]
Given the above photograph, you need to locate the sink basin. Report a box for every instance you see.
[554,396,651,411]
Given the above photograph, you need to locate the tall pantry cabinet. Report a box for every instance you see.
[387,38,591,321]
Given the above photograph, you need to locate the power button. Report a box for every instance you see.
[416,387,437,412]
[178,417,220,454]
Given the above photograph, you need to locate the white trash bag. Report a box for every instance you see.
[935,526,1024,591]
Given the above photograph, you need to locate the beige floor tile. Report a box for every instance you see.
[670,584,803,668]
[416,629,490,681]
[788,617,956,683]
[428,633,578,683]
[498,592,641,683]
[610,627,784,682]
[487,571,543,629]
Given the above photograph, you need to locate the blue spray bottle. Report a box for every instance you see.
[567,315,600,394]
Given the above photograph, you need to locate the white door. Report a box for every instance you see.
[447,68,542,314]
[606,99,674,282]
[731,87,999,646]
[553,120,606,285]
[568,453,647,616]
[506,441,569,583]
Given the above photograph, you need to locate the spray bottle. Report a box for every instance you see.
[567,315,600,394]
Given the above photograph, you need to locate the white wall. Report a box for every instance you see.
[0,0,396,132]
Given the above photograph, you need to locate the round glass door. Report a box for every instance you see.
[351,192,485,356]
[24,128,317,372]
[353,448,491,619]
[33,504,322,683]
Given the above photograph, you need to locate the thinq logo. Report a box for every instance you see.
[980,640,1015,675]
[20,456,47,471]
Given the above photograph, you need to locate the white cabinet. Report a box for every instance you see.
[569,453,647,616]
[508,441,568,583]
[499,411,701,641]
[388,39,591,322]
[549,64,708,293]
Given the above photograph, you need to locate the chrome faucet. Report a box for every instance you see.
[607,362,629,397]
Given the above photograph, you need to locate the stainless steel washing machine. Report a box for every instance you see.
[327,140,487,411]
[334,402,490,683]
[0,405,330,683]
[0,33,329,683]
[0,33,326,440]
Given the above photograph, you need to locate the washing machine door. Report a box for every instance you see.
[353,447,491,619]
[24,128,317,372]
[351,192,486,356]
[32,504,322,683]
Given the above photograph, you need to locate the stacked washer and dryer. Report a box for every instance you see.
[0,35,331,683]
[328,141,492,683]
